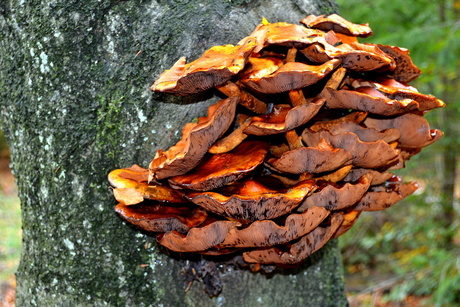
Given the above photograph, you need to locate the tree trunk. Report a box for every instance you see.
[437,0,459,234]
[0,1,347,306]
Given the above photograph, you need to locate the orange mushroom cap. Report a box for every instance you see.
[186,179,317,221]
[377,44,421,83]
[243,98,325,136]
[218,206,329,248]
[149,97,238,180]
[115,202,207,233]
[266,138,353,174]
[319,87,421,116]
[327,121,400,144]
[301,42,394,72]
[343,168,394,186]
[156,219,241,252]
[168,140,269,191]
[361,80,445,111]
[151,36,257,94]
[241,59,340,94]
[243,213,344,264]
[301,14,373,38]
[364,113,443,148]
[302,130,399,169]
[354,177,419,211]
[248,22,326,53]
[108,165,184,205]
[297,175,371,211]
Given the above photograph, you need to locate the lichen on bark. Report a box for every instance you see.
[0,1,347,306]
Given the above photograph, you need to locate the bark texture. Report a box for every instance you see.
[0,1,348,306]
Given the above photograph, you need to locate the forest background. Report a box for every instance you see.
[1,0,459,306]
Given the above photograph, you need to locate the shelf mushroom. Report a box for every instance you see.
[108,14,445,282]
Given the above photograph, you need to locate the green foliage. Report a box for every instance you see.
[340,194,460,305]
[338,1,460,304]
[341,189,460,305]
[0,193,21,282]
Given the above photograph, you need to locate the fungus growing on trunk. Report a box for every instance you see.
[151,37,257,94]
[301,14,373,37]
[168,140,269,191]
[149,97,238,180]
[265,139,353,174]
[108,14,445,295]
[115,202,207,233]
[218,206,329,248]
[243,99,325,135]
[186,179,317,221]
[243,213,344,265]
[241,59,340,94]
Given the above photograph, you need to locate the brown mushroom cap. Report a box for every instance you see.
[151,37,257,94]
[364,113,443,148]
[237,56,284,81]
[156,219,241,252]
[266,139,353,174]
[243,212,344,264]
[186,179,317,221]
[387,148,423,171]
[297,175,371,211]
[354,177,418,211]
[168,140,269,191]
[343,168,394,186]
[243,98,325,136]
[308,111,368,133]
[377,78,417,91]
[149,97,238,180]
[248,22,326,53]
[241,59,340,94]
[218,206,329,248]
[318,87,419,116]
[353,79,445,111]
[377,44,421,83]
[327,121,400,143]
[301,42,394,71]
[108,165,184,205]
[115,202,207,233]
[301,14,373,37]
[332,210,361,238]
[302,130,399,169]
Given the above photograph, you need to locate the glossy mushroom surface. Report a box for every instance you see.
[109,14,444,272]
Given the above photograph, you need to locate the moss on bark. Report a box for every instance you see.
[0,1,348,305]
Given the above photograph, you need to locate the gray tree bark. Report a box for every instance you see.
[0,1,348,306]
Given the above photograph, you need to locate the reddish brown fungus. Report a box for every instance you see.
[115,202,207,233]
[151,37,257,94]
[110,14,444,272]
[301,14,373,37]
[186,179,317,221]
[168,140,269,191]
[149,97,238,180]
[108,165,184,205]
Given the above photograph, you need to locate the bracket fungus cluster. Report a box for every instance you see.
[109,14,444,276]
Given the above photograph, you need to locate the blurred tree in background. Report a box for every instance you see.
[338,0,460,305]
[338,0,459,229]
